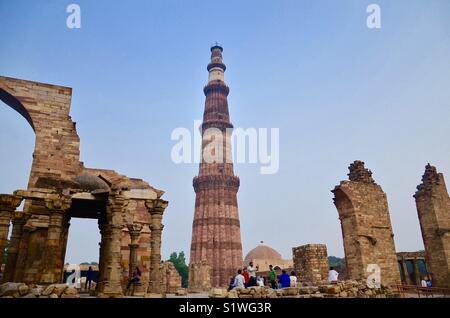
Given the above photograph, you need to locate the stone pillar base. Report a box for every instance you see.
[144,293,166,298]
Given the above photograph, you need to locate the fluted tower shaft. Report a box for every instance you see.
[189,45,243,288]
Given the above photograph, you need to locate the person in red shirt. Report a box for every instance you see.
[242,268,250,288]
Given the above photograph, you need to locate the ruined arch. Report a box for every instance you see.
[0,76,168,298]
[0,88,35,131]
[332,161,400,286]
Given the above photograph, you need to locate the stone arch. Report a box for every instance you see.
[0,87,35,131]
[0,76,83,188]
[333,187,355,218]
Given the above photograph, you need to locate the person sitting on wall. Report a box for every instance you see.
[279,270,291,288]
[328,266,339,284]
[289,271,298,287]
[228,276,235,291]
[126,266,142,290]
[233,269,246,289]
[242,267,250,288]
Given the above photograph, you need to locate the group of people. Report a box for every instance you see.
[229,264,341,290]
[420,276,433,288]
[229,263,301,290]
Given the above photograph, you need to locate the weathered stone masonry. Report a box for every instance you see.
[414,164,450,288]
[293,244,329,285]
[0,76,168,297]
[332,161,400,286]
[189,45,243,288]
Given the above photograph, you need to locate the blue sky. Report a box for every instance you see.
[1,0,449,263]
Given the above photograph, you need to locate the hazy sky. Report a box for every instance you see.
[1,0,449,264]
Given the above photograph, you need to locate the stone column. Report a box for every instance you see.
[146,199,168,294]
[60,216,71,274]
[97,189,127,297]
[401,257,412,285]
[13,224,34,282]
[127,224,143,276]
[3,212,30,282]
[413,258,421,286]
[0,195,22,274]
[40,196,71,284]
[97,216,106,292]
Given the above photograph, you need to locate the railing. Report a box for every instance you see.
[395,284,450,298]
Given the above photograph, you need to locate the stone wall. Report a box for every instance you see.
[209,280,399,298]
[414,164,450,288]
[160,261,182,294]
[188,261,211,293]
[332,161,400,286]
[0,76,83,189]
[293,244,329,285]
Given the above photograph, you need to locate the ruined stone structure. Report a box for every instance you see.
[397,251,428,286]
[332,161,400,286]
[188,261,212,293]
[293,244,329,285]
[160,261,182,294]
[189,45,243,288]
[0,76,168,297]
[414,164,450,288]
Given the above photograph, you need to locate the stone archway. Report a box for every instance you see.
[0,76,169,298]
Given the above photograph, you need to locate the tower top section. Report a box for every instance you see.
[207,43,226,82]
[210,42,223,52]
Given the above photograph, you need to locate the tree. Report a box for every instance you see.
[168,251,189,288]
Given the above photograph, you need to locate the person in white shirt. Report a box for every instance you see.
[247,262,258,287]
[328,267,339,283]
[234,269,245,289]
[421,277,428,288]
[290,271,298,287]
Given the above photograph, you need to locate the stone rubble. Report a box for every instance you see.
[208,280,400,299]
[0,282,80,299]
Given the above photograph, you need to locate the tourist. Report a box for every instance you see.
[247,262,258,287]
[85,266,94,290]
[420,277,428,288]
[290,271,298,287]
[233,269,245,289]
[279,270,291,288]
[242,267,250,288]
[228,276,235,291]
[126,266,142,290]
[268,265,278,289]
[328,266,339,283]
[257,276,265,287]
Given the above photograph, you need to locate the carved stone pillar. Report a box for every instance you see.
[60,216,71,274]
[13,224,34,282]
[401,257,412,285]
[146,199,168,294]
[127,224,143,277]
[413,258,421,286]
[0,195,22,274]
[40,196,71,284]
[97,189,127,297]
[3,212,30,282]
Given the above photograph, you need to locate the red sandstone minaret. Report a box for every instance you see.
[189,44,243,288]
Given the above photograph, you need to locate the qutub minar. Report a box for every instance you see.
[189,45,243,287]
